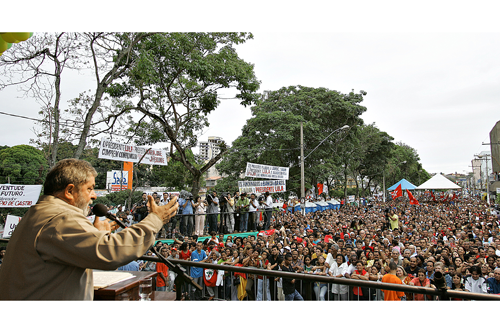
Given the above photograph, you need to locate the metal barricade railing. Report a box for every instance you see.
[140,256,500,301]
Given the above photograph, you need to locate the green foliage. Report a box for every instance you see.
[113,32,260,196]
[92,190,143,208]
[217,86,367,197]
[0,145,49,184]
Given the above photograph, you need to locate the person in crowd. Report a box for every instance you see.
[351,261,369,300]
[487,267,500,294]
[156,247,170,291]
[207,190,219,234]
[135,192,149,222]
[236,193,249,232]
[382,261,405,301]
[193,195,207,236]
[224,193,235,233]
[464,265,488,294]
[282,253,304,301]
[410,269,431,301]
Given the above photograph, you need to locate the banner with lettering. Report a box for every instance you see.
[98,139,168,166]
[0,184,42,208]
[245,163,289,180]
[3,215,22,238]
[238,180,286,194]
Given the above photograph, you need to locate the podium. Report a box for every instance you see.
[94,271,158,300]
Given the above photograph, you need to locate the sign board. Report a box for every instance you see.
[245,162,289,180]
[497,188,500,194]
[106,171,129,192]
[238,180,286,194]
[0,184,42,208]
[98,139,168,166]
[348,195,355,203]
[3,215,22,238]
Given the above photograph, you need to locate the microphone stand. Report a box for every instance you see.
[140,247,202,300]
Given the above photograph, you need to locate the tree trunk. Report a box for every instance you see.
[49,60,62,167]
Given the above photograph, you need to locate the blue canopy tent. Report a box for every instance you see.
[387,178,417,191]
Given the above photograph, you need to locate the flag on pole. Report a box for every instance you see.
[407,189,419,205]
[317,183,324,195]
[390,184,403,200]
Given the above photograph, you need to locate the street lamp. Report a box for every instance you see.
[300,123,349,214]
[476,154,491,204]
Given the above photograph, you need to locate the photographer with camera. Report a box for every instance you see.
[236,193,250,232]
[207,190,219,234]
[181,192,195,237]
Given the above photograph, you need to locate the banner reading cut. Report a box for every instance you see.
[245,162,289,180]
[0,184,42,208]
[3,215,22,238]
[238,180,286,194]
[98,139,168,166]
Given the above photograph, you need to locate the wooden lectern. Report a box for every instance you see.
[94,271,158,300]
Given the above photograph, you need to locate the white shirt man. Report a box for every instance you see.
[249,195,258,213]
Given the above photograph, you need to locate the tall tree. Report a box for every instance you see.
[107,32,260,197]
[0,32,80,167]
[217,86,367,197]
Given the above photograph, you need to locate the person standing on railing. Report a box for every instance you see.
[236,193,249,232]
[225,193,235,233]
[264,191,273,230]
[248,193,258,232]
[193,196,207,237]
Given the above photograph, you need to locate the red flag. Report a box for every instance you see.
[390,184,403,200]
[452,193,458,200]
[258,229,276,237]
[407,189,419,205]
[317,183,324,195]
[430,191,436,201]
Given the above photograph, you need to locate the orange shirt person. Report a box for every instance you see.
[382,262,405,301]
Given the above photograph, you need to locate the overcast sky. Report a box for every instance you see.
[1,4,500,179]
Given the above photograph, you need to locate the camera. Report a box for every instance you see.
[219,192,228,205]
[257,195,265,203]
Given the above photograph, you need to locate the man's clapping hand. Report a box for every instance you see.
[148,195,178,224]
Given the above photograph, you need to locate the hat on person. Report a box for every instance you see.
[171,248,177,251]
[284,246,291,251]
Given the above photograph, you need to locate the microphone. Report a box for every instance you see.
[93,203,128,229]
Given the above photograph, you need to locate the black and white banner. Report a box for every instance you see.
[98,139,168,166]
[238,180,286,194]
[245,162,289,180]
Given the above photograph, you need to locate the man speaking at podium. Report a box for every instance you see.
[0,159,178,300]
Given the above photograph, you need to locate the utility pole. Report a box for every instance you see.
[300,121,305,216]
[382,169,385,203]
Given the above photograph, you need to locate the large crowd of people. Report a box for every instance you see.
[113,190,500,301]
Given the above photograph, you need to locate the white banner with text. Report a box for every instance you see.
[238,180,286,194]
[245,163,289,180]
[0,184,42,208]
[3,215,22,238]
[98,139,168,166]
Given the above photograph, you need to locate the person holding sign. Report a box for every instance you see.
[0,159,178,300]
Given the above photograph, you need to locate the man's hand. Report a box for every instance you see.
[94,218,119,233]
[148,195,178,224]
